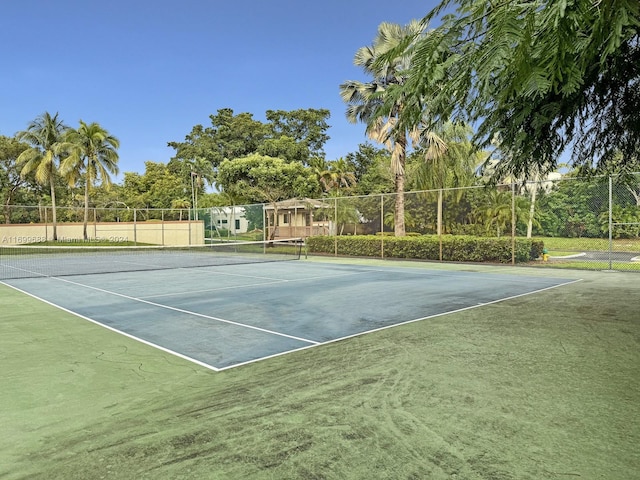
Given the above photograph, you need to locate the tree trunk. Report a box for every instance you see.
[4,185,20,224]
[437,189,443,236]
[49,175,58,241]
[83,177,90,240]
[393,136,407,237]
[527,181,537,238]
[268,206,278,240]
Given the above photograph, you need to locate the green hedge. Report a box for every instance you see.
[306,235,544,264]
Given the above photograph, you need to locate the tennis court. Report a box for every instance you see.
[1,241,578,370]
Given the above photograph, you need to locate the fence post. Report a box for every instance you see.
[438,189,443,261]
[334,197,338,257]
[380,194,384,259]
[608,175,613,270]
[511,183,516,265]
[133,208,137,245]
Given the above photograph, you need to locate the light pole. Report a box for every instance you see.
[190,170,199,221]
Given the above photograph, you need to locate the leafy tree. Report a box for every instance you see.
[216,154,319,239]
[345,143,382,185]
[533,176,608,238]
[121,161,186,213]
[168,108,269,169]
[60,121,119,240]
[384,0,640,177]
[15,112,69,240]
[265,109,331,160]
[345,143,394,195]
[168,108,331,181]
[0,136,30,223]
[341,21,424,236]
[256,136,310,164]
[167,156,215,191]
[593,152,640,206]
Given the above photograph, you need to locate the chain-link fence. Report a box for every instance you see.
[2,174,638,271]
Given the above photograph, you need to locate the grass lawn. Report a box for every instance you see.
[539,260,640,271]
[533,236,640,252]
[1,259,639,479]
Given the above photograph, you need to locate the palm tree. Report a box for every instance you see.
[16,112,68,240]
[310,157,357,195]
[473,189,530,237]
[409,121,484,235]
[308,157,332,196]
[474,190,513,237]
[340,21,424,236]
[61,121,119,240]
[325,158,357,194]
[170,198,191,221]
[410,121,481,190]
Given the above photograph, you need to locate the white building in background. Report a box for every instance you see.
[209,206,249,236]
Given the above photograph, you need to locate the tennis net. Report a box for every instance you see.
[0,239,303,280]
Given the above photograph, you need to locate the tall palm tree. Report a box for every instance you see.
[340,21,424,236]
[61,121,119,240]
[16,112,68,240]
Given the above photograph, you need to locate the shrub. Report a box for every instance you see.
[306,235,540,263]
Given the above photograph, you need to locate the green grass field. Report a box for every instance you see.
[533,236,640,252]
[1,258,639,479]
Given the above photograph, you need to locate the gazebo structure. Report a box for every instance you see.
[263,198,332,240]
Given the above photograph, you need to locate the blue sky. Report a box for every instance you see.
[1,0,441,180]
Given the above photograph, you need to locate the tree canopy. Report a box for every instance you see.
[216,154,319,205]
[168,108,332,171]
[380,0,640,177]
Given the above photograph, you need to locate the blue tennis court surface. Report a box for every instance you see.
[3,261,578,370]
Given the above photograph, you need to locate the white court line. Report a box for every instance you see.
[2,267,583,372]
[215,277,584,371]
[1,280,222,372]
[29,275,321,346]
